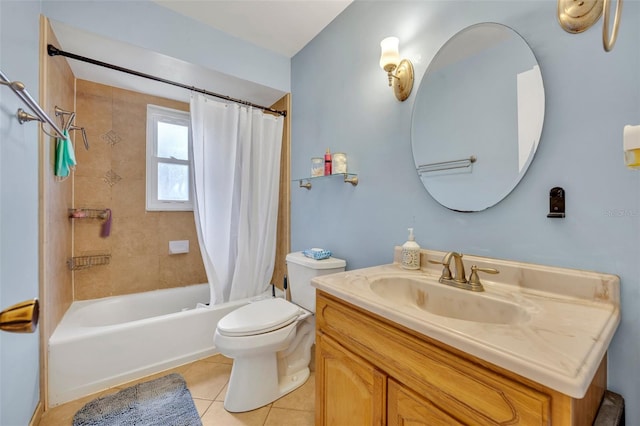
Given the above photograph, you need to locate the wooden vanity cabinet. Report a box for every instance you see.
[315,291,606,426]
[316,333,386,425]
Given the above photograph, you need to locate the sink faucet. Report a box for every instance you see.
[442,251,467,284]
[429,252,498,292]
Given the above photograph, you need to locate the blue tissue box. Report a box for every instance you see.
[302,248,332,260]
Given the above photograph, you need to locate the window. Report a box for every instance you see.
[146,105,193,211]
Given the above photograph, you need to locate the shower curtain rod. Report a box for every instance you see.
[47,44,286,117]
[1,69,66,138]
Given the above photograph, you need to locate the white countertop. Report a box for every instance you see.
[311,248,620,399]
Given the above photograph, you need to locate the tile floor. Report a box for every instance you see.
[39,354,315,426]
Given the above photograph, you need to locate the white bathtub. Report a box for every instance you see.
[48,283,251,406]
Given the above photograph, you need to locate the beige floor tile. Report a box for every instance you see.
[113,364,191,389]
[272,372,315,411]
[216,383,229,401]
[182,359,232,400]
[39,356,317,426]
[264,407,315,426]
[201,401,271,426]
[192,398,214,417]
[39,388,119,426]
[39,402,82,426]
[201,353,233,365]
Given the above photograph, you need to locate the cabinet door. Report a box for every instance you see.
[316,333,386,426]
[388,379,463,426]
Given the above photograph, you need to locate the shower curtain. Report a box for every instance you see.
[190,94,284,305]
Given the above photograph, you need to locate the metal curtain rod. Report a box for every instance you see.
[47,44,286,117]
[0,69,66,138]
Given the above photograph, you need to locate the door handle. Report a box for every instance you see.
[0,299,39,333]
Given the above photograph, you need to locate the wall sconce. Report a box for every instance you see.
[557,0,622,52]
[379,36,414,102]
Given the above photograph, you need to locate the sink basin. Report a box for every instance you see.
[369,276,530,325]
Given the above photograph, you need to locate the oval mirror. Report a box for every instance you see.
[411,23,545,212]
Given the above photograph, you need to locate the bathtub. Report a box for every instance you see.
[48,283,252,406]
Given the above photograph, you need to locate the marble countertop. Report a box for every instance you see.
[311,248,620,399]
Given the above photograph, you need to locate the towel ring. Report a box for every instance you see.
[602,0,622,52]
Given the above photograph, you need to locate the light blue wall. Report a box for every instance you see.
[41,0,291,93]
[0,1,42,425]
[1,1,291,423]
[292,0,640,422]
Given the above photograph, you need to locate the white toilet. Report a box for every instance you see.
[213,251,346,412]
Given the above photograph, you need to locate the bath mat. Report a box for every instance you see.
[72,373,202,426]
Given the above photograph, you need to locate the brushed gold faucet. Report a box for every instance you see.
[444,252,467,284]
[429,251,466,284]
[430,252,498,292]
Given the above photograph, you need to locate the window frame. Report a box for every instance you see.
[145,104,193,211]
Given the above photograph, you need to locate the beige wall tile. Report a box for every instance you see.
[158,252,207,288]
[42,21,75,342]
[75,81,113,179]
[72,82,206,299]
[76,79,113,99]
[109,254,160,295]
[156,211,198,241]
[110,177,145,218]
[110,216,160,257]
[111,96,146,180]
[74,219,111,254]
[74,261,113,300]
[74,176,112,207]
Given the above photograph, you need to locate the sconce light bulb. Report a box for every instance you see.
[380,36,400,70]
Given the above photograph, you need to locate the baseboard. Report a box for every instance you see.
[29,401,44,426]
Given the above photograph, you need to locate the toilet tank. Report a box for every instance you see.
[285,252,346,312]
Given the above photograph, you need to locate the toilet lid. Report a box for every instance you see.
[217,298,303,337]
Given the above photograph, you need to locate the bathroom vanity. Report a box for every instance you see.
[312,248,620,425]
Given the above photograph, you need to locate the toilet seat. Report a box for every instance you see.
[217,298,303,337]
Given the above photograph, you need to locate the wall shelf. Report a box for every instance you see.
[67,254,111,271]
[294,173,358,190]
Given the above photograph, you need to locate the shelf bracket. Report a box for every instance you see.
[299,180,312,190]
[344,175,358,186]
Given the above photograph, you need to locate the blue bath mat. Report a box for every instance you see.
[72,373,201,426]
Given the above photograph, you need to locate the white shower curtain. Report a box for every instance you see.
[190,94,284,305]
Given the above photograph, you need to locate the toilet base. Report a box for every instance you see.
[221,317,315,413]
[223,354,310,413]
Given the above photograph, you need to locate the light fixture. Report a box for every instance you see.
[557,0,623,52]
[379,36,414,102]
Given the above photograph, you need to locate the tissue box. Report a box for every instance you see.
[302,248,332,260]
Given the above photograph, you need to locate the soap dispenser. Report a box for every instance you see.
[401,228,421,270]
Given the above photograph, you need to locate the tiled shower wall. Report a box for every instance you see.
[42,18,75,344]
[73,80,206,300]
